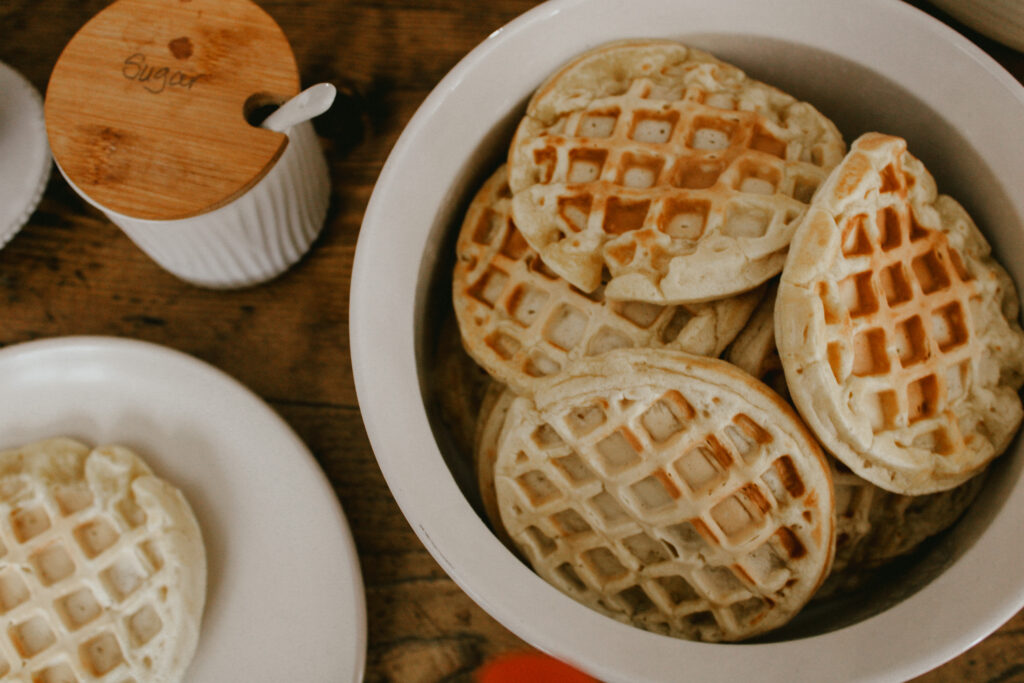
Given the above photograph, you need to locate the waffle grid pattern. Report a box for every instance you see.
[0,479,179,682]
[455,167,758,395]
[816,156,979,459]
[495,375,830,641]
[510,53,843,300]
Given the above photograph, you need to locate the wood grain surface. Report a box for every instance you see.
[45,0,299,220]
[2,1,1023,681]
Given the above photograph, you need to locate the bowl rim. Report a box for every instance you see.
[350,1,1024,680]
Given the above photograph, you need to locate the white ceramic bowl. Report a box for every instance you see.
[350,1,1024,680]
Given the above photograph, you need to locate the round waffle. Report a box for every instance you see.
[721,280,985,598]
[433,305,494,459]
[0,438,206,683]
[776,133,1024,494]
[473,381,517,547]
[507,39,845,304]
[829,463,985,576]
[816,462,986,599]
[492,348,835,642]
[454,165,762,396]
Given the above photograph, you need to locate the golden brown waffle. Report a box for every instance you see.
[0,438,205,683]
[723,282,985,599]
[815,462,986,599]
[492,348,835,642]
[454,165,762,396]
[507,40,845,303]
[777,133,1024,494]
[829,462,984,575]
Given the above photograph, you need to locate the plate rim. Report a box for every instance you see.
[0,334,368,682]
[0,60,52,248]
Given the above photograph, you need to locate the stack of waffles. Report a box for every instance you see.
[446,40,1024,642]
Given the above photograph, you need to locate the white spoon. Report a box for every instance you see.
[260,82,337,132]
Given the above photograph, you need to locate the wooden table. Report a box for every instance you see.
[1,1,1022,681]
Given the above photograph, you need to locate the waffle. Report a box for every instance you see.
[829,463,985,576]
[776,133,1024,494]
[0,438,206,683]
[492,348,835,642]
[454,165,762,396]
[433,304,494,459]
[726,305,986,583]
[507,39,845,304]
[473,381,517,548]
[724,281,985,597]
[816,463,986,599]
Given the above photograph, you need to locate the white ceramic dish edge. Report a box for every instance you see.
[0,61,52,249]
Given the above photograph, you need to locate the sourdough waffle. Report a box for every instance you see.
[507,40,845,303]
[0,438,205,683]
[454,165,761,395]
[492,348,834,642]
[777,133,1024,494]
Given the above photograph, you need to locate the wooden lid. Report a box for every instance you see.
[45,0,300,221]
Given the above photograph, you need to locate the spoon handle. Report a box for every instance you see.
[261,82,337,132]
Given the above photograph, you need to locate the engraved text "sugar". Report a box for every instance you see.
[122,53,205,94]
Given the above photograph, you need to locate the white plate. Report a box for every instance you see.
[0,61,51,248]
[0,336,366,682]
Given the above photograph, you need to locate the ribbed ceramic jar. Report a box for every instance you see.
[59,121,330,288]
[44,0,329,288]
